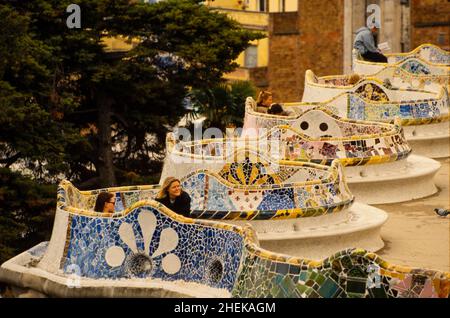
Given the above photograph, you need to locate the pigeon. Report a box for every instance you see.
[434,208,450,217]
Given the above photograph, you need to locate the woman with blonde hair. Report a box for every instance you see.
[155,177,191,217]
[256,90,273,113]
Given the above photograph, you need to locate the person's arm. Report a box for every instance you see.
[354,39,367,55]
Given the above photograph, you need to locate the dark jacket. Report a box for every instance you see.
[155,191,191,217]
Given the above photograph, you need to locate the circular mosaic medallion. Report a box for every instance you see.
[206,258,224,285]
[125,253,153,277]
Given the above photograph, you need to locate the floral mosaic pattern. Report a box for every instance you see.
[179,164,353,220]
[104,210,181,276]
[58,149,353,221]
[242,102,411,165]
[62,203,244,290]
[303,71,448,125]
[51,182,450,297]
[354,83,390,102]
[218,157,281,185]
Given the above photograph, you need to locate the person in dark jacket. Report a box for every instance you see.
[267,103,290,116]
[155,177,191,217]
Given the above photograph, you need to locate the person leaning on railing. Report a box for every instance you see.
[155,177,191,217]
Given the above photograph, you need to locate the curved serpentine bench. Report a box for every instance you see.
[298,76,449,158]
[242,98,440,203]
[353,44,450,75]
[386,43,450,66]
[159,141,387,258]
[0,193,448,298]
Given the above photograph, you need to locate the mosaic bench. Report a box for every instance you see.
[305,67,447,96]
[352,56,450,94]
[353,46,450,78]
[161,131,387,258]
[302,71,449,121]
[387,44,449,66]
[298,76,449,158]
[59,159,354,220]
[0,196,448,298]
[243,97,440,203]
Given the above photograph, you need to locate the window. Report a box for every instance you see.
[279,0,285,12]
[258,0,267,12]
[245,45,258,68]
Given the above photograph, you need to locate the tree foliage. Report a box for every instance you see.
[0,0,264,187]
[0,168,55,264]
[0,0,263,262]
[188,80,257,131]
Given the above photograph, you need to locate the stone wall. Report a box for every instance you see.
[249,66,269,89]
[268,0,345,102]
[267,11,301,102]
[410,0,450,50]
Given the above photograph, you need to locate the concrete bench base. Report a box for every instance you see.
[345,155,440,204]
[226,202,388,260]
[0,247,230,298]
[403,122,450,159]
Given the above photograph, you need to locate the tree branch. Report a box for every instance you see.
[0,152,22,168]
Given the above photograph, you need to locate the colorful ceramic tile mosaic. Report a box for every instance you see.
[346,92,449,124]
[389,67,450,90]
[387,44,450,66]
[287,85,449,126]
[31,185,450,297]
[399,58,431,75]
[242,100,411,165]
[354,46,450,82]
[63,205,243,289]
[232,246,450,298]
[58,149,354,221]
[309,63,449,95]
[354,82,390,102]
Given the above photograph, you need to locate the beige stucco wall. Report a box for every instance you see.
[206,0,298,13]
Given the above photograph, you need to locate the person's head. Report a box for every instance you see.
[256,91,273,107]
[370,21,380,35]
[267,103,284,115]
[94,192,115,213]
[157,177,182,200]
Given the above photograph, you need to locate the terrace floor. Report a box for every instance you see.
[375,157,450,272]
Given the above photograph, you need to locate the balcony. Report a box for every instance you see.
[212,8,269,31]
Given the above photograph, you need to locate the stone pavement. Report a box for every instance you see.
[375,158,450,272]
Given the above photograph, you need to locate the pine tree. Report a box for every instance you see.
[0,0,263,262]
[1,0,264,187]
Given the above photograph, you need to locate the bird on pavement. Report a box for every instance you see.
[434,208,450,217]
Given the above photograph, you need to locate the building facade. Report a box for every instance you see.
[214,0,448,101]
[107,1,449,102]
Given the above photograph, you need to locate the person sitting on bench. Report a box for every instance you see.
[353,22,388,63]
